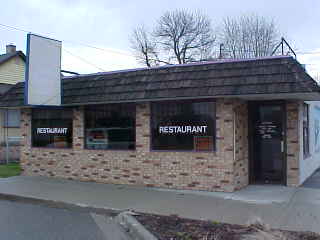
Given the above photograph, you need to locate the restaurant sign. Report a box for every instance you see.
[36,128,68,134]
[159,125,207,134]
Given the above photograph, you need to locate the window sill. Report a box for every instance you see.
[84,148,136,152]
[31,147,73,150]
[150,149,216,153]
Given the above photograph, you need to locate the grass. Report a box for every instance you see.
[0,163,21,178]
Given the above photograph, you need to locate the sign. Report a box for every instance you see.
[257,122,278,139]
[194,136,213,151]
[159,125,207,134]
[26,33,62,106]
[36,128,68,134]
[86,128,108,145]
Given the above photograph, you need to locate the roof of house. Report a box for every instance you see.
[0,55,319,108]
[0,51,26,65]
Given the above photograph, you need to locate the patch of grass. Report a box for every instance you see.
[0,163,21,178]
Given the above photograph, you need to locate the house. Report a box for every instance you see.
[0,55,319,192]
[0,44,25,163]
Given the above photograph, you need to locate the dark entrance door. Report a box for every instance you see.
[249,102,286,184]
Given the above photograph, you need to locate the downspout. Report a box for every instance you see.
[233,108,236,162]
[5,109,9,164]
[233,107,236,189]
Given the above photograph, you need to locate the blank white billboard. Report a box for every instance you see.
[26,34,61,106]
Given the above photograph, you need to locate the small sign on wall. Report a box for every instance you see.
[194,136,213,151]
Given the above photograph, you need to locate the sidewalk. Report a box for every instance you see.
[0,176,319,233]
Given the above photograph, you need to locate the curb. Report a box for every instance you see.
[0,192,121,216]
[0,192,158,239]
[116,212,158,240]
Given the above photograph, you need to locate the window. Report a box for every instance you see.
[4,109,20,127]
[84,104,135,150]
[303,103,310,158]
[151,100,216,151]
[32,109,73,148]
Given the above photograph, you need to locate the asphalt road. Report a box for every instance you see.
[0,199,130,240]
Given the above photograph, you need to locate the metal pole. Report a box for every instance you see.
[282,38,297,59]
[5,109,9,164]
[219,44,224,59]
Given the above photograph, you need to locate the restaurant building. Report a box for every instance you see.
[0,56,319,192]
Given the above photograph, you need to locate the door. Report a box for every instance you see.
[249,102,286,184]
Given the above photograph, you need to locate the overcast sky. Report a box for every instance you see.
[0,0,319,78]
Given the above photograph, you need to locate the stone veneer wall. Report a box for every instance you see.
[286,101,300,186]
[20,98,246,192]
[233,101,249,190]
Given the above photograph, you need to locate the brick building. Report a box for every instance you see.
[0,56,320,192]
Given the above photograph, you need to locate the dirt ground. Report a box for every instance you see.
[136,213,320,240]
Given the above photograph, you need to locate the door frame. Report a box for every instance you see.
[248,100,287,185]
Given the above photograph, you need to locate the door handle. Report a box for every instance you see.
[281,141,284,153]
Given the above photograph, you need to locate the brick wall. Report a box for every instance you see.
[286,101,300,186]
[19,99,302,191]
[233,101,249,190]
[20,99,248,192]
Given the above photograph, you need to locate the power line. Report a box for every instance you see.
[63,40,132,57]
[63,48,107,72]
[2,22,320,69]
[0,22,134,57]
[0,23,29,33]
[0,22,110,72]
[296,51,320,55]
[4,22,320,56]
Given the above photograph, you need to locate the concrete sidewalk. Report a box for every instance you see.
[0,176,319,233]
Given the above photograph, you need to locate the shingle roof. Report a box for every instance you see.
[0,56,319,107]
[0,82,24,107]
[0,51,26,65]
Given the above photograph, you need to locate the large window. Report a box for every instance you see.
[32,109,73,148]
[151,100,216,151]
[303,103,310,158]
[4,109,20,127]
[85,104,135,150]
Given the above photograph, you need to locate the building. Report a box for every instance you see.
[0,56,319,192]
[0,44,25,163]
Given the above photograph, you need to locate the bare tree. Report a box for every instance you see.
[130,26,159,67]
[219,14,279,59]
[130,9,215,66]
[155,10,215,64]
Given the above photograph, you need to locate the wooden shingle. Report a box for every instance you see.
[0,56,319,107]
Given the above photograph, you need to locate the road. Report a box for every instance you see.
[0,199,130,240]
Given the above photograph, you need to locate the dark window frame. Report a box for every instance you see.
[303,103,310,158]
[31,108,73,149]
[150,99,216,152]
[84,103,136,151]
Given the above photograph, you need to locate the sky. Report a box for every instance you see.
[0,0,319,78]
